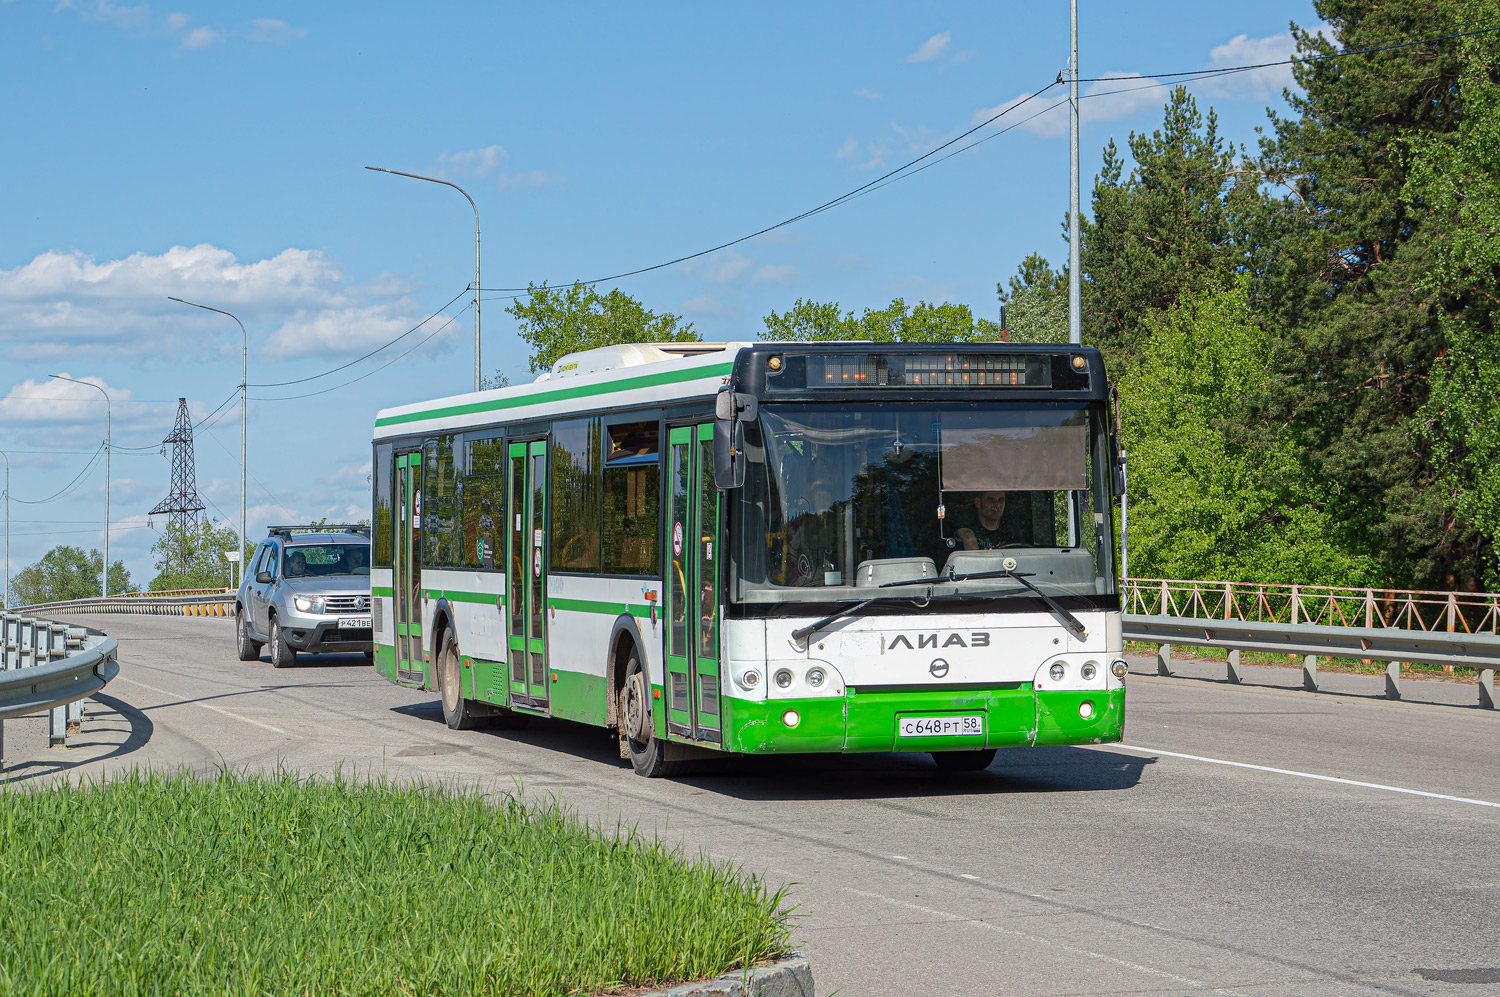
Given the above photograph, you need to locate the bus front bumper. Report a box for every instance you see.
[723,685,1125,754]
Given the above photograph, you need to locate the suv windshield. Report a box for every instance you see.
[282,543,370,577]
[731,402,1116,605]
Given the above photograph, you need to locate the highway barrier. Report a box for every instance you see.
[18,591,235,617]
[1,611,119,769]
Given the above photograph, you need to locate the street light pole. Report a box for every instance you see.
[49,375,110,597]
[0,449,9,609]
[365,166,482,392]
[1068,0,1082,346]
[169,298,247,590]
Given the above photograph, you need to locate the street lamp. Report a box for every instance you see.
[0,448,9,609]
[365,166,482,392]
[48,375,110,598]
[168,297,247,590]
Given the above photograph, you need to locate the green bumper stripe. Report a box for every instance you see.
[372,586,393,597]
[550,597,652,619]
[375,362,735,428]
[425,589,501,605]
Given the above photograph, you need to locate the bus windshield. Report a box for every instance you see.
[732,402,1116,605]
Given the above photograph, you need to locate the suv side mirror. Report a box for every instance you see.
[256,570,273,584]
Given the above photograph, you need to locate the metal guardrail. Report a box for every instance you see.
[1123,614,1498,709]
[1,611,119,769]
[19,592,235,617]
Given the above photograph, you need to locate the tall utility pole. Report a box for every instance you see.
[49,376,110,597]
[1,449,9,609]
[1068,0,1082,345]
[365,166,482,392]
[170,298,247,589]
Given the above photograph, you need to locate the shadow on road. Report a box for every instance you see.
[0,692,154,785]
[250,652,373,670]
[390,699,1153,799]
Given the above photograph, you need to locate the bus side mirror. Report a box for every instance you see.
[714,390,757,489]
[713,419,746,490]
[1111,451,1127,497]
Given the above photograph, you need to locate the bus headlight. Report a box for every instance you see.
[1080,661,1098,681]
[774,668,794,689]
[737,669,761,690]
[1111,660,1128,678]
[806,667,826,688]
[1049,662,1066,682]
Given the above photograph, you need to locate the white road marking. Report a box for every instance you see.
[1105,743,1500,810]
[960,873,980,880]
[114,675,289,736]
[848,888,1249,996]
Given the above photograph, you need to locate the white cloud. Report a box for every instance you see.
[697,250,753,284]
[179,25,223,49]
[0,374,134,426]
[262,303,451,362]
[835,137,859,160]
[1199,22,1336,98]
[854,88,880,100]
[247,18,307,43]
[59,0,150,29]
[497,170,563,191]
[322,459,372,488]
[907,31,950,63]
[164,12,187,31]
[0,243,428,364]
[752,264,799,285]
[439,144,509,178]
[679,294,726,317]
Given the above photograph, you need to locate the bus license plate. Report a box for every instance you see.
[339,617,373,629]
[898,715,984,738]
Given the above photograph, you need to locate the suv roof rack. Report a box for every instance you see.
[266,524,371,538]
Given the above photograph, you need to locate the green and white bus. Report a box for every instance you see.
[370,341,1127,776]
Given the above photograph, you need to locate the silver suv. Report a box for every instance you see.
[234,526,373,668]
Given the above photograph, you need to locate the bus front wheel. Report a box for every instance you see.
[931,749,997,772]
[620,651,682,778]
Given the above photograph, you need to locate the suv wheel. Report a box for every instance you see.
[236,609,263,662]
[270,616,297,669]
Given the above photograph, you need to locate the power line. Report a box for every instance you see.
[10,444,104,505]
[251,302,473,402]
[1075,23,1500,83]
[245,285,473,388]
[474,80,1065,295]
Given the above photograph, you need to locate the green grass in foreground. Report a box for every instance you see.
[0,769,793,996]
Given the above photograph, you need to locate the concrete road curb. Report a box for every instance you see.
[640,954,813,996]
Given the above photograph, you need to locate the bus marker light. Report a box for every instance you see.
[1049,662,1066,682]
[782,710,801,728]
[1111,660,1128,678]
[1079,701,1095,719]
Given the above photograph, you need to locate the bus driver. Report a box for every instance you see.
[956,491,1022,550]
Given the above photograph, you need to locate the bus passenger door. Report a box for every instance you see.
[664,424,722,742]
[394,452,424,686]
[506,440,549,710]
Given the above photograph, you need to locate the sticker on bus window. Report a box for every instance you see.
[672,522,684,556]
[533,529,543,547]
[533,548,542,577]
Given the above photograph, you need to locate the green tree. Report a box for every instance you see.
[996,253,1068,343]
[507,283,699,374]
[1250,1,1476,587]
[10,546,133,607]
[150,520,250,592]
[763,298,1000,342]
[1403,11,1500,584]
[1122,281,1378,585]
[1081,86,1265,362]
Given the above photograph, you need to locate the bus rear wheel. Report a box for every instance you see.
[932,749,997,772]
[439,632,477,730]
[620,651,682,778]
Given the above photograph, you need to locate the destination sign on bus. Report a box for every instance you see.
[763,351,1089,391]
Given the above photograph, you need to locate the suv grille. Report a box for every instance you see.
[325,595,370,613]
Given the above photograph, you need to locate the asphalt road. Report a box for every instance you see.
[5,614,1499,996]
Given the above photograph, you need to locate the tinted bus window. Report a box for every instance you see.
[373,442,393,567]
[551,419,601,573]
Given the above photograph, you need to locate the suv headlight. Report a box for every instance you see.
[294,596,324,614]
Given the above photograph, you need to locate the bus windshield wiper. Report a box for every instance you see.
[945,568,1089,639]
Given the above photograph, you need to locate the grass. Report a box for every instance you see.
[0,769,793,996]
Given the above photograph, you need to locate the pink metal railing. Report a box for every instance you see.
[1123,578,1500,635]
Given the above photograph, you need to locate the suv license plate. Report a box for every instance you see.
[339,617,373,629]
[898,715,984,738]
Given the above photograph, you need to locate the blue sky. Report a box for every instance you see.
[0,0,1325,591]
